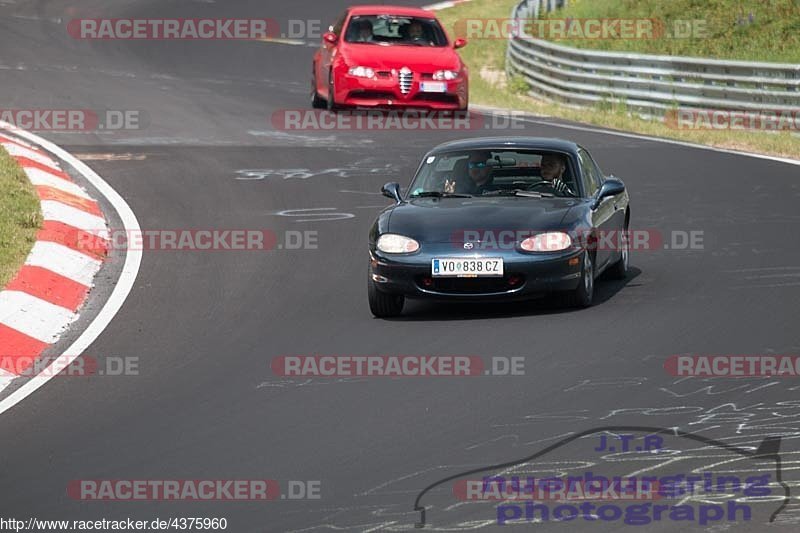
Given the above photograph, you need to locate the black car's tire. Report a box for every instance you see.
[606,229,629,280]
[368,279,404,318]
[561,250,594,308]
[311,77,326,109]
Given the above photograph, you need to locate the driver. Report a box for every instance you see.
[353,19,375,42]
[540,153,575,195]
[407,21,427,42]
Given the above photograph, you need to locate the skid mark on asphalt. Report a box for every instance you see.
[8,13,62,23]
[246,130,375,147]
[236,163,397,181]
[256,377,367,388]
[724,266,800,289]
[563,376,648,392]
[104,136,229,146]
[74,153,147,161]
[271,369,800,529]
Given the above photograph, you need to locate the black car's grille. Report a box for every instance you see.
[416,275,525,294]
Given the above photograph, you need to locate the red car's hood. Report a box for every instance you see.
[340,43,462,71]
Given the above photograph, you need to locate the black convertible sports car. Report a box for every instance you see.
[368,137,630,317]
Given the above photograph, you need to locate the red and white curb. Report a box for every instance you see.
[0,133,107,392]
[0,124,141,413]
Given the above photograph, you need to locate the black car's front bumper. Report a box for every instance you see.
[369,246,584,301]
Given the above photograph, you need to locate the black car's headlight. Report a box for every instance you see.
[520,232,572,252]
[376,234,420,254]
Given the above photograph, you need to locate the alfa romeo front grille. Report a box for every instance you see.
[399,67,413,95]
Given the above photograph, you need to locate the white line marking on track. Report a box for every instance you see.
[0,121,142,414]
[474,106,800,167]
[25,241,102,286]
[256,37,307,46]
[0,291,76,343]
[422,0,472,10]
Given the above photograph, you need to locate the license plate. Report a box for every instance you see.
[432,257,504,277]
[420,82,447,93]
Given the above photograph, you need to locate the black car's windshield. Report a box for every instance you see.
[407,149,579,198]
[344,15,448,46]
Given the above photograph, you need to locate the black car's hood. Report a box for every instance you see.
[387,197,578,243]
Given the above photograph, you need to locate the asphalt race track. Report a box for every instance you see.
[2,0,800,531]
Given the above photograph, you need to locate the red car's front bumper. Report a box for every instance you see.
[335,72,468,111]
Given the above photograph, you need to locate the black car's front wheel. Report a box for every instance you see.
[561,250,594,308]
[368,278,404,318]
[606,226,629,280]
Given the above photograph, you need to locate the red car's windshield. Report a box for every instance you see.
[344,15,448,47]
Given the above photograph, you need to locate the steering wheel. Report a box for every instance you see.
[528,180,555,189]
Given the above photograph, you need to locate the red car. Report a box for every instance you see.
[312,6,469,112]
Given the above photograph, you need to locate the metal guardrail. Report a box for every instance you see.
[506,0,800,118]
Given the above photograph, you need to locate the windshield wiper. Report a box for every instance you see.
[410,191,472,198]
[480,189,554,198]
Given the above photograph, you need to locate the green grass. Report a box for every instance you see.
[540,0,800,63]
[438,0,800,160]
[0,146,42,287]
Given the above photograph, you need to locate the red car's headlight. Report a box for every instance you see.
[432,70,459,81]
[348,66,376,79]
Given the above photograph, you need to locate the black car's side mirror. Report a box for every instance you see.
[381,182,403,204]
[591,176,625,210]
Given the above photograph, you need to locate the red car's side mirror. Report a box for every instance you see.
[323,32,338,45]
[453,38,467,49]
